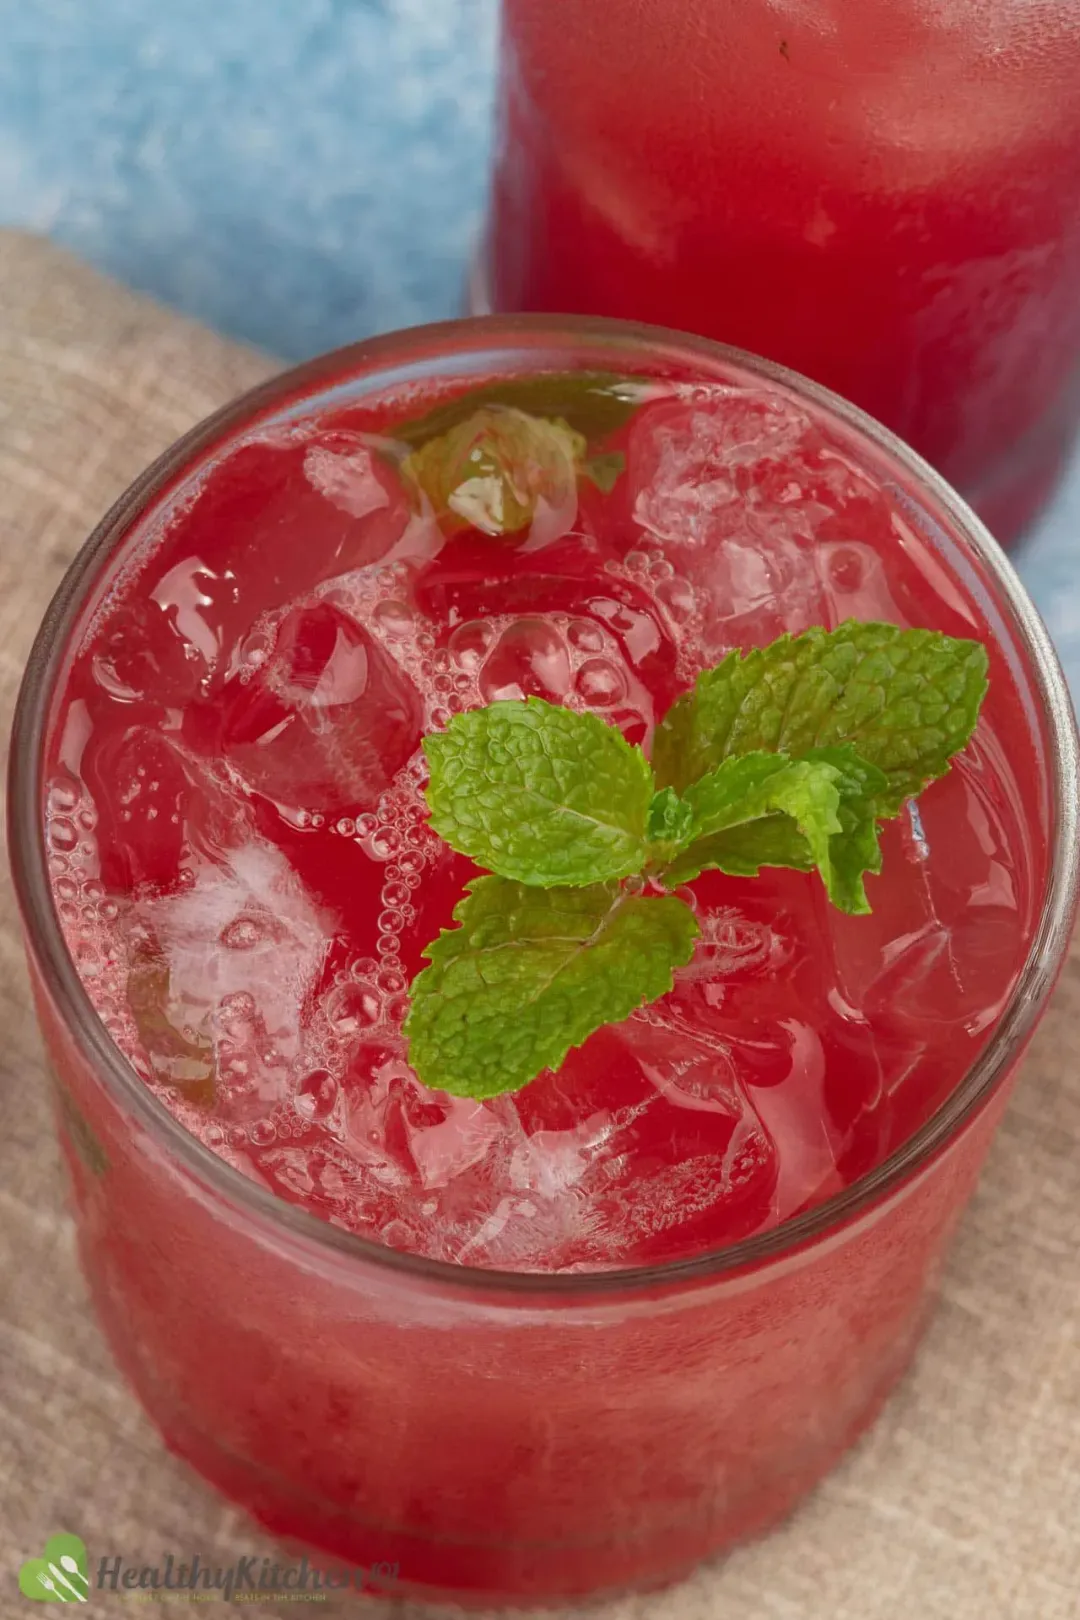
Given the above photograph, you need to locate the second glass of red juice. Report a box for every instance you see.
[484,0,1080,544]
[9,317,1077,1604]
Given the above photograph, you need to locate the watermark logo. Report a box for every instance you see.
[18,1536,401,1603]
[19,1536,90,1603]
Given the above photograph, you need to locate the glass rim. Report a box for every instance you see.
[9,312,1079,1301]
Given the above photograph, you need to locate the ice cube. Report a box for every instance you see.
[606,1147,764,1252]
[338,1043,506,1196]
[601,1013,783,1252]
[823,759,1025,1044]
[857,907,1020,1039]
[135,840,330,1110]
[629,392,813,547]
[91,597,209,705]
[321,1053,542,1262]
[622,1011,744,1116]
[126,934,216,1104]
[502,1020,781,1264]
[741,1019,847,1223]
[272,1136,423,1245]
[811,752,1033,1171]
[164,435,441,651]
[453,1189,606,1272]
[303,439,442,567]
[696,524,824,652]
[84,723,259,895]
[83,728,194,893]
[628,394,833,649]
[340,1051,507,1193]
[150,557,224,670]
[406,1097,506,1190]
[333,1045,416,1188]
[507,1111,619,1199]
[304,441,395,522]
[210,601,423,813]
[259,1145,317,1199]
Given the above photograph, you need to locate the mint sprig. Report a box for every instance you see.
[400,404,625,538]
[394,371,641,450]
[405,621,989,1098]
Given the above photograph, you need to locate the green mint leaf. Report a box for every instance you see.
[653,621,989,813]
[405,876,699,1098]
[803,745,889,914]
[394,372,641,450]
[681,753,794,837]
[423,697,656,887]
[663,816,815,888]
[756,760,843,883]
[583,451,626,494]
[668,750,841,885]
[402,406,587,537]
[645,785,695,851]
[664,745,890,914]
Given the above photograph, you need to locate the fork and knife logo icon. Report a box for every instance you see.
[18,1535,90,1603]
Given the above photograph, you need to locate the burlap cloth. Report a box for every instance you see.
[0,231,1077,1620]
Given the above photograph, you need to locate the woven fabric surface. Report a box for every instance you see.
[0,232,1077,1620]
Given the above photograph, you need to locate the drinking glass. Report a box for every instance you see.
[9,318,1077,1604]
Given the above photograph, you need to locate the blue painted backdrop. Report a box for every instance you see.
[1,0,498,357]
[2,0,1078,687]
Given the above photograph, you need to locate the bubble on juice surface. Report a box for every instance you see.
[447,618,496,672]
[46,772,99,879]
[478,617,573,703]
[397,600,659,745]
[574,656,628,707]
[51,840,143,1077]
[815,539,907,625]
[324,979,383,1041]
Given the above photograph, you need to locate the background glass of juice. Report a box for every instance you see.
[9,319,1078,1605]
[483,0,1080,546]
